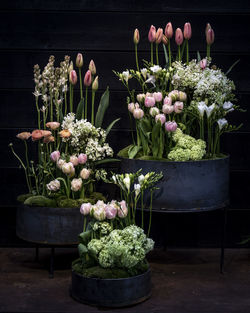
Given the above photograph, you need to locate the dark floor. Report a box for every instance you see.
[0,247,250,313]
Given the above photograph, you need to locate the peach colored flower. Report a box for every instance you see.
[41,130,52,137]
[31,129,44,141]
[59,129,71,138]
[16,132,31,140]
[46,122,60,130]
[43,135,55,143]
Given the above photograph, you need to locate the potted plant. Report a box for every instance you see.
[71,170,163,307]
[10,54,119,245]
[114,23,242,211]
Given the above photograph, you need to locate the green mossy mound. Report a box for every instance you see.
[17,194,34,203]
[89,192,106,203]
[24,195,57,207]
[57,198,79,208]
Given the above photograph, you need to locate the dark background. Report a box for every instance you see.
[1,0,250,247]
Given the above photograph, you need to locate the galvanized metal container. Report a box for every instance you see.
[71,269,151,307]
[120,156,230,211]
[16,205,83,245]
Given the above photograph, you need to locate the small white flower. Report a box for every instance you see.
[223,101,233,110]
[33,90,41,98]
[138,175,145,185]
[217,118,228,130]
[134,184,141,197]
[140,68,148,79]
[123,175,131,191]
[121,70,130,83]
[205,104,215,118]
[197,101,207,118]
[150,65,162,73]
[145,75,156,87]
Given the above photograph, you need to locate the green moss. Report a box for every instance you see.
[138,155,168,161]
[17,194,34,203]
[89,192,106,203]
[77,198,94,206]
[24,196,57,207]
[57,198,79,208]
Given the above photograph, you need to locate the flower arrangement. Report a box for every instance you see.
[72,170,162,279]
[114,23,242,161]
[10,54,119,208]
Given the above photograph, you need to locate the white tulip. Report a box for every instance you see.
[47,179,60,192]
[71,178,82,192]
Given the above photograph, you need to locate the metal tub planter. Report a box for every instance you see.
[16,205,83,245]
[120,155,230,211]
[71,268,151,307]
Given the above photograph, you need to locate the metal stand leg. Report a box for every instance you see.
[35,244,39,262]
[220,207,227,274]
[49,247,55,279]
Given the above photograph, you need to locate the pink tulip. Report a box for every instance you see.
[105,204,117,219]
[78,153,87,164]
[84,70,92,87]
[89,60,96,75]
[174,101,184,113]
[144,96,155,107]
[183,22,192,40]
[118,200,128,218]
[175,28,183,45]
[162,35,168,45]
[80,168,91,180]
[149,107,160,117]
[134,28,140,44]
[163,96,172,106]
[153,92,163,102]
[178,91,187,102]
[206,28,214,45]
[76,53,83,68]
[80,203,92,216]
[69,70,77,85]
[162,104,174,114]
[128,102,136,113]
[148,25,156,43]
[70,155,79,166]
[200,58,207,70]
[136,94,145,103]
[168,90,179,101]
[165,121,177,132]
[50,151,60,162]
[205,23,212,35]
[133,108,144,119]
[155,114,166,125]
[165,22,173,39]
[155,28,163,44]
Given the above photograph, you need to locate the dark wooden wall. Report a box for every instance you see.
[1,0,250,247]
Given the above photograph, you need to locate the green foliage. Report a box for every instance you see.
[106,118,120,137]
[24,195,57,207]
[95,87,110,128]
[89,192,106,203]
[117,145,132,158]
[76,98,85,120]
[17,194,34,203]
[128,145,142,159]
[56,198,79,208]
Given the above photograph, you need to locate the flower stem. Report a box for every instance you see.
[178,46,181,61]
[150,42,154,63]
[64,91,67,115]
[141,191,144,229]
[156,44,159,65]
[91,90,95,125]
[85,87,88,120]
[79,68,83,99]
[168,40,171,67]
[207,44,210,58]
[186,39,189,64]
[83,217,87,232]
[35,97,41,129]
[135,44,139,72]
[147,190,154,237]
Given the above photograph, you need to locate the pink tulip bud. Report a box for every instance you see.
[84,70,92,87]
[80,168,91,180]
[153,92,163,102]
[80,203,92,216]
[164,96,172,106]
[149,107,160,117]
[183,22,192,40]
[92,76,98,91]
[69,70,77,85]
[155,114,166,125]
[68,61,73,74]
[178,91,187,102]
[78,153,87,164]
[128,102,135,113]
[136,94,145,103]
[162,104,174,114]
[162,35,168,45]
[156,28,163,44]
[134,28,140,44]
[89,60,96,75]
[165,121,177,132]
[165,22,173,39]
[200,58,207,69]
[205,23,212,35]
[76,53,83,68]
[71,178,82,192]
[148,25,156,43]
[174,101,184,113]
[50,150,60,162]
[206,28,215,45]
[105,204,117,220]
[70,155,79,166]
[133,108,144,119]
[175,28,183,46]
[144,96,155,107]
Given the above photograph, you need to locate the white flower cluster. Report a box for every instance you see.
[61,113,113,161]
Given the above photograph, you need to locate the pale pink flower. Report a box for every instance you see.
[70,155,79,166]
[165,121,177,132]
[144,96,155,107]
[174,101,184,113]
[155,114,166,125]
[153,92,163,102]
[50,151,60,162]
[105,204,117,220]
[78,153,87,164]
[80,203,92,216]
[162,104,174,114]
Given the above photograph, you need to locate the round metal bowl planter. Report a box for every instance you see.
[16,205,83,245]
[71,268,151,307]
[120,155,230,211]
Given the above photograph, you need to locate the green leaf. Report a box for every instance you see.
[78,230,91,245]
[78,243,88,257]
[151,123,161,158]
[163,44,168,64]
[106,118,120,137]
[76,98,85,120]
[117,145,133,158]
[158,128,164,158]
[128,145,142,159]
[95,87,110,128]
[225,59,240,75]
[197,51,201,62]
[180,40,187,60]
[94,158,120,166]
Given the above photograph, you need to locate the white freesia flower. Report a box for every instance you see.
[140,68,148,79]
[111,175,117,183]
[138,175,145,185]
[123,175,131,191]
[150,65,162,73]
[197,101,207,118]
[205,104,215,118]
[134,184,141,197]
[223,101,233,110]
[121,70,130,83]
[217,118,228,130]
[47,179,60,192]
[145,75,156,87]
